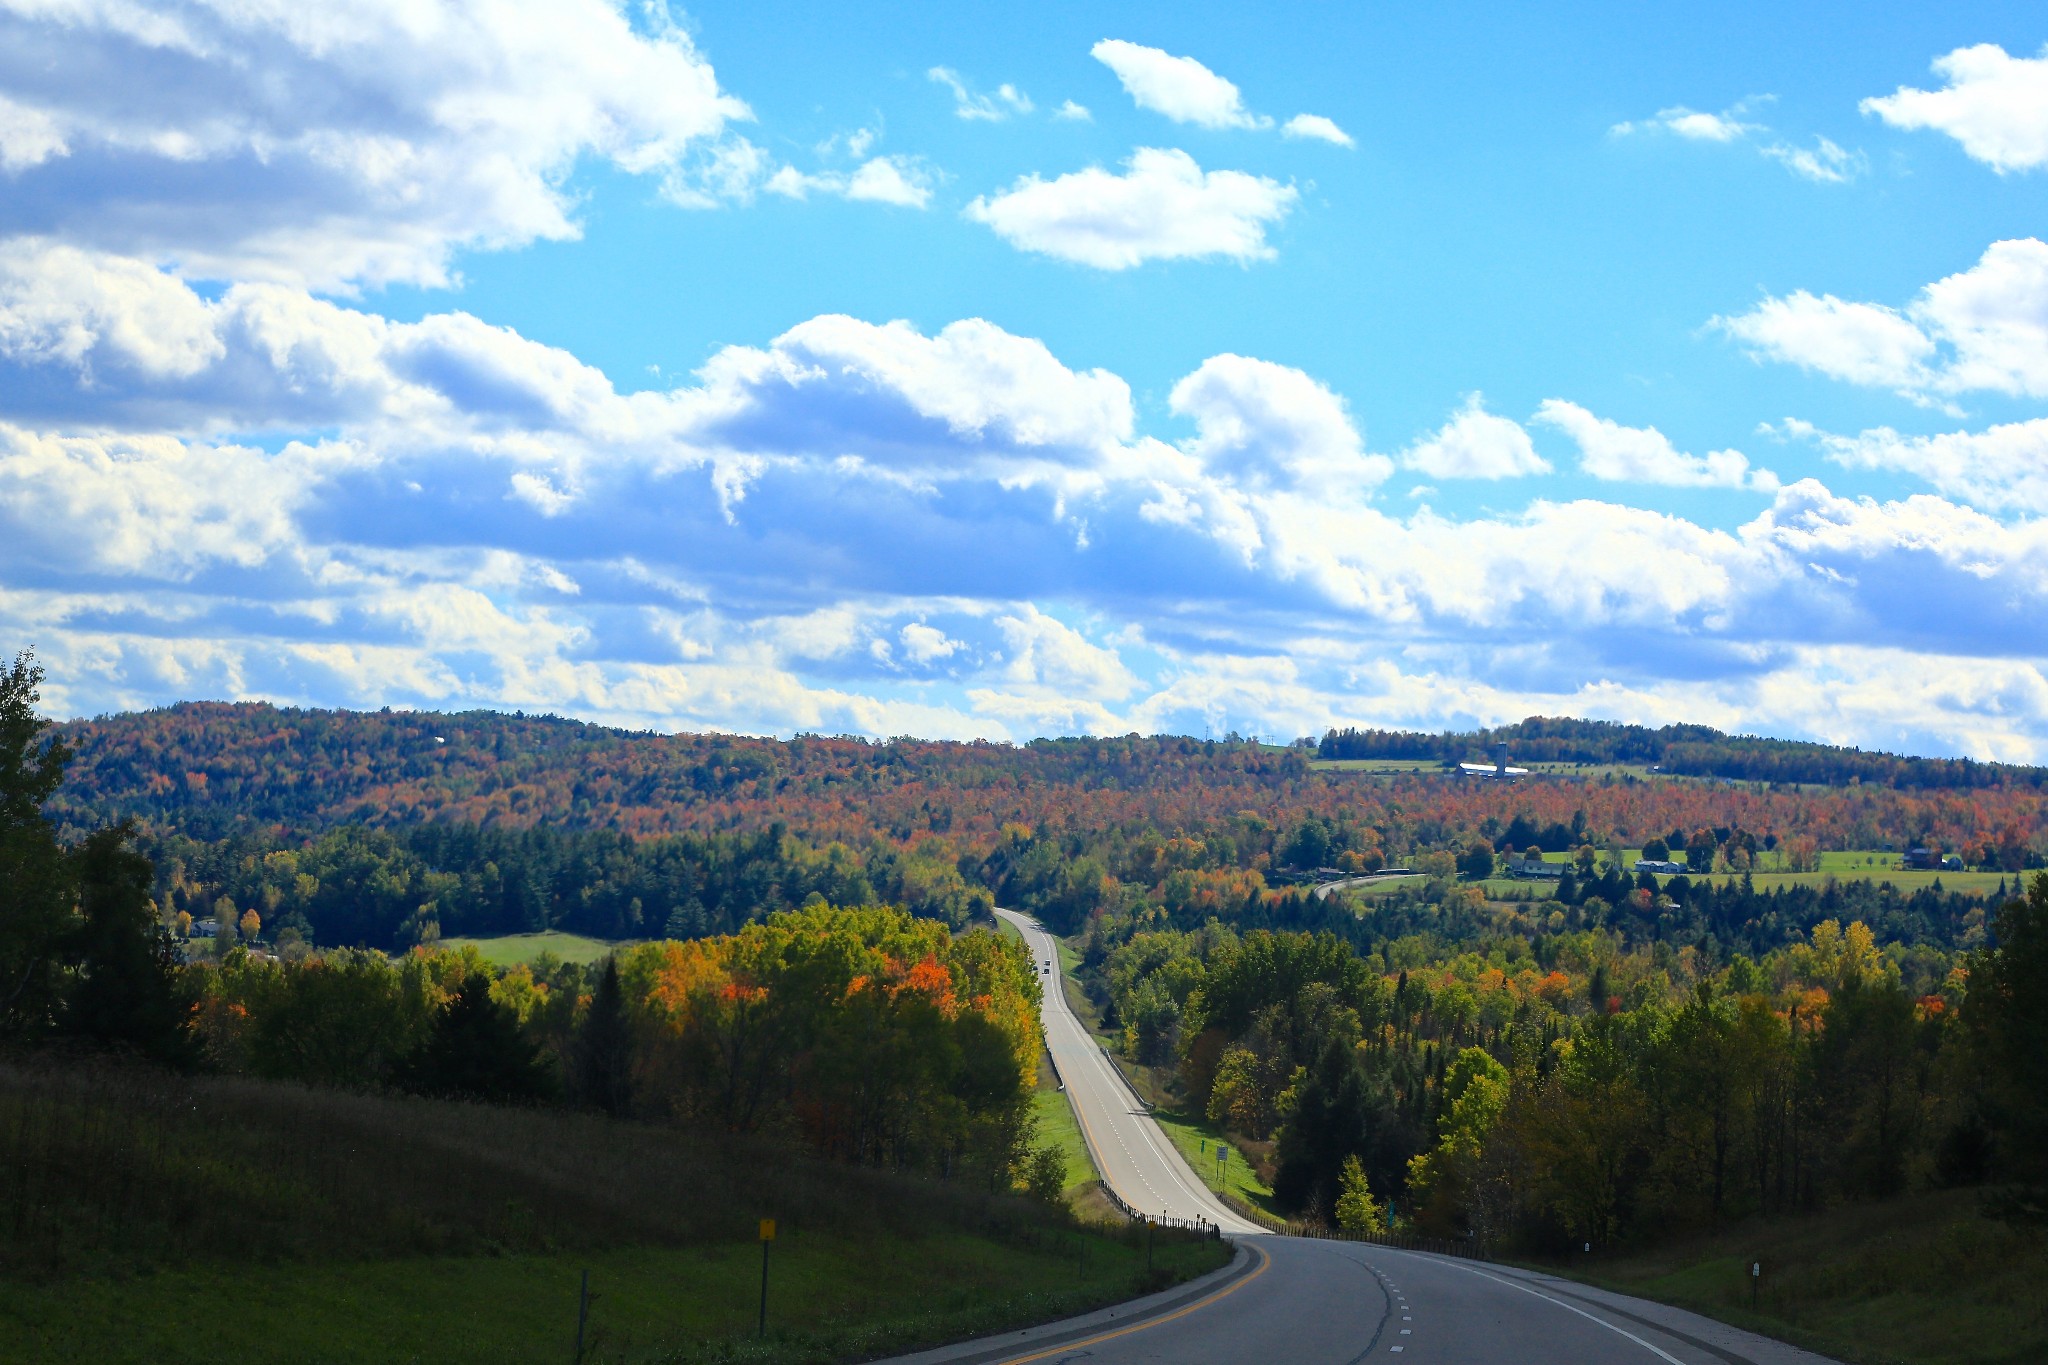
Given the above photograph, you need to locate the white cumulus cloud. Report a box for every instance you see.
[0,0,749,291]
[1778,415,2048,514]
[766,156,936,208]
[1533,400,1775,490]
[963,148,1295,269]
[0,93,65,172]
[1716,238,2048,401]
[1089,40,1269,130]
[1400,396,1550,480]
[1862,43,2048,173]
[1170,355,1391,496]
[1282,114,1353,147]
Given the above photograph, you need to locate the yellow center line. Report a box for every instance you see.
[989,1241,1272,1365]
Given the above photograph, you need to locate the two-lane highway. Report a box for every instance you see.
[998,907,1264,1237]
[898,910,1842,1365]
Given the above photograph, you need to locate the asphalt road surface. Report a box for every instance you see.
[914,909,1843,1365]
[996,907,1263,1237]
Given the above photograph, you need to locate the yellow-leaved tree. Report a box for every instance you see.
[1334,1154,1383,1233]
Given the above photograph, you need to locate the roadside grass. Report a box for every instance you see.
[1148,1108,1284,1228]
[999,914,1105,1195]
[0,1056,1227,1364]
[438,930,624,966]
[1544,1189,2048,1365]
[1054,938,1107,1038]
[1032,1087,1097,1193]
[0,1228,1227,1365]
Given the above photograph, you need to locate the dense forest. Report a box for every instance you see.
[35,700,2048,956]
[8,657,2047,1256]
[3,655,1052,1196]
[1083,881,2047,1242]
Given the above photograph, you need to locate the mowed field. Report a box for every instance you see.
[1470,849,2016,899]
[1312,758,1659,779]
[437,930,625,966]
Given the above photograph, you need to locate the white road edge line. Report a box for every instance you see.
[1434,1261,1688,1365]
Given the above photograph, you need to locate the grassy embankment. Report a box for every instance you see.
[1546,1189,2047,1365]
[437,930,624,966]
[991,913,1105,1196]
[1148,1107,1284,1227]
[0,1057,1227,1365]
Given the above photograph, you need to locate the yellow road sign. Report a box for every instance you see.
[759,1218,777,1242]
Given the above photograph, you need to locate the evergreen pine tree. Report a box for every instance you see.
[571,956,634,1116]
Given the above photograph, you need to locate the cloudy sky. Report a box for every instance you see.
[4,2,2048,757]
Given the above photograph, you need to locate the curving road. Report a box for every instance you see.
[891,910,1843,1365]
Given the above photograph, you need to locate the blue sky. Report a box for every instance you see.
[3,1,2048,757]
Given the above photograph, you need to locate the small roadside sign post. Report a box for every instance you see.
[574,1268,592,1365]
[759,1219,776,1336]
[1751,1260,1761,1309]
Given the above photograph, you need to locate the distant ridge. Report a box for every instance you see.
[44,700,2042,844]
[1319,716,2043,790]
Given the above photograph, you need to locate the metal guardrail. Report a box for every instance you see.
[1099,1044,1153,1110]
[1097,1180,1224,1239]
[1295,1224,1494,1260]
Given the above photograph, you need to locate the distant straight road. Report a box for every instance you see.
[911,909,1845,1365]
[997,907,1263,1237]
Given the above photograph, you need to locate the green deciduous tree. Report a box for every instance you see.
[1967,874,2048,1219]
[1334,1154,1384,1233]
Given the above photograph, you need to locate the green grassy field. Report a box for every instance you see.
[438,930,625,966]
[0,1058,1226,1365]
[1470,848,2018,900]
[0,1227,1225,1365]
[1149,1108,1283,1227]
[1032,1088,1098,1193]
[1549,1189,2048,1365]
[1312,759,1662,780]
